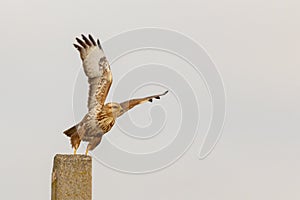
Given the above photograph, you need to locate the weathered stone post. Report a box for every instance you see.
[51,154,92,200]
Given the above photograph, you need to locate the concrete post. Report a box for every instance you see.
[51,154,92,200]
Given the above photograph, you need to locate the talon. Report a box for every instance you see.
[73,148,77,155]
[85,148,89,155]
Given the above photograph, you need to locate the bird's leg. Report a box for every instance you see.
[85,135,102,156]
[73,142,80,155]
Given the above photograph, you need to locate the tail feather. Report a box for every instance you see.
[63,125,81,149]
[63,125,77,137]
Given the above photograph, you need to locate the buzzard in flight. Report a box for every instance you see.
[64,34,168,155]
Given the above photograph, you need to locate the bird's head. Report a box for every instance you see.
[104,102,125,118]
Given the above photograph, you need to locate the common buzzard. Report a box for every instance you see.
[64,34,168,155]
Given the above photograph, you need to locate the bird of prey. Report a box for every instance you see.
[64,34,168,155]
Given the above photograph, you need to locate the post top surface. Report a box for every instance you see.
[54,154,92,162]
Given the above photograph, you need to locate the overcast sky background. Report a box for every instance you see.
[0,0,299,199]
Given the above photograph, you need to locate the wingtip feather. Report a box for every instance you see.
[75,37,87,48]
[88,34,96,45]
[73,43,81,50]
[97,39,102,49]
[81,34,92,46]
[162,90,169,95]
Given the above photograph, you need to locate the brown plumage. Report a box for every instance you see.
[64,34,168,155]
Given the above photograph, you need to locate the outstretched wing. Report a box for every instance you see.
[73,34,112,110]
[120,90,168,112]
